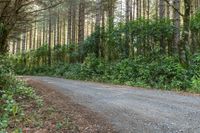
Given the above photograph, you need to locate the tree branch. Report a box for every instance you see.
[164,0,184,17]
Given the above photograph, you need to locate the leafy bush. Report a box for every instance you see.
[190,77,200,93]
[147,56,189,90]
[0,55,16,90]
[14,53,199,92]
[64,64,82,79]
[80,53,105,80]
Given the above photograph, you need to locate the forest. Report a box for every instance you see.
[0,0,200,132]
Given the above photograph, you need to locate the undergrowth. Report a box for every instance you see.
[14,53,200,93]
[0,56,42,133]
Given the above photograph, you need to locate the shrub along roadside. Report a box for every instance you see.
[0,56,42,132]
[14,53,200,93]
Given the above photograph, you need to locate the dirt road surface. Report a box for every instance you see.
[23,76,200,133]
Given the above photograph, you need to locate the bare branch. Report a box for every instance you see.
[164,0,184,17]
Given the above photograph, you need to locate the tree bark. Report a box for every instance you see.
[78,0,85,45]
[0,29,9,54]
[48,9,52,66]
[67,5,72,44]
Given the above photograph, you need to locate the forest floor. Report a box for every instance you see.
[22,76,200,133]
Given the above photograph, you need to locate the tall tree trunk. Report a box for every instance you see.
[72,3,77,44]
[67,5,72,44]
[48,9,52,66]
[133,0,136,20]
[108,0,114,30]
[159,0,166,54]
[57,11,60,45]
[12,40,16,54]
[107,0,115,61]
[173,0,180,54]
[136,0,139,18]
[143,0,146,18]
[63,17,66,44]
[33,22,37,50]
[43,21,46,45]
[180,0,190,65]
[101,9,105,58]
[95,0,101,58]
[125,0,130,57]
[29,27,33,50]
[0,27,9,54]
[130,0,133,20]
[78,0,85,61]
[78,0,85,45]
[22,32,26,65]
[156,0,159,19]
[16,38,21,53]
[54,22,57,47]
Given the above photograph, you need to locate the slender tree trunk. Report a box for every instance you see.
[130,0,133,20]
[95,0,101,58]
[22,32,26,65]
[143,0,146,18]
[0,28,9,54]
[16,38,21,54]
[54,22,57,47]
[12,40,16,54]
[48,9,52,66]
[156,0,159,19]
[33,22,37,50]
[101,9,105,58]
[78,0,85,45]
[67,5,72,44]
[72,4,77,44]
[133,0,136,20]
[57,12,60,45]
[173,0,180,54]
[43,21,46,45]
[78,0,85,61]
[125,0,130,57]
[63,17,66,44]
[29,27,33,50]
[136,0,139,18]
[159,0,166,54]
[180,0,190,65]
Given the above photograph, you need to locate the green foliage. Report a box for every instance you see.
[190,77,200,93]
[79,32,99,58]
[190,53,200,76]
[0,56,42,132]
[63,64,82,80]
[0,55,16,90]
[96,18,175,59]
[147,56,189,90]
[14,52,200,92]
[80,53,105,80]
[190,10,200,32]
[12,17,200,94]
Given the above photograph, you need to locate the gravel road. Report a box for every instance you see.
[25,76,200,133]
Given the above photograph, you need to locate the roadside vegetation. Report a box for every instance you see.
[1,1,199,93]
[0,0,200,132]
[13,49,200,93]
[0,56,40,132]
[12,12,200,93]
[0,56,79,133]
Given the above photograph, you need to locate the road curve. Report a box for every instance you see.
[24,76,200,133]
